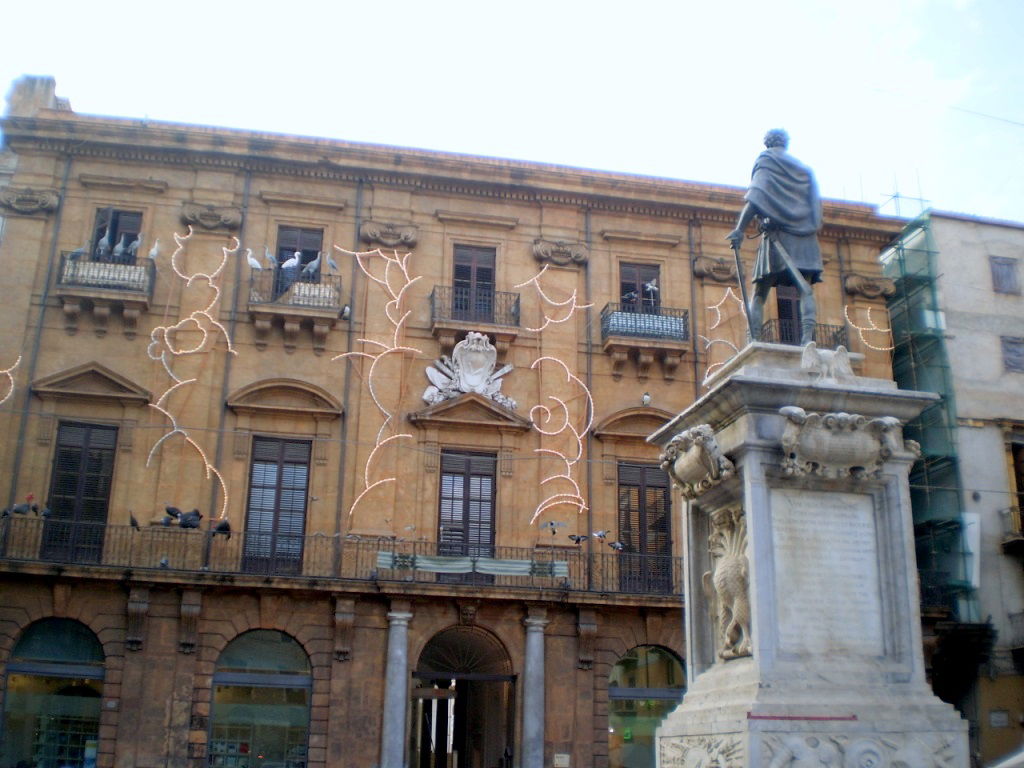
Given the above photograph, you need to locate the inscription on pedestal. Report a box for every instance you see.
[771,489,883,656]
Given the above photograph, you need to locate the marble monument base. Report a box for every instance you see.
[649,343,968,768]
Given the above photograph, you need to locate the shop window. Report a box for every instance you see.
[42,422,118,564]
[617,463,672,593]
[1,618,105,768]
[607,646,685,768]
[242,438,311,576]
[619,263,660,313]
[209,631,312,768]
[92,208,143,263]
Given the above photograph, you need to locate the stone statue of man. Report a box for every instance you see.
[726,129,823,345]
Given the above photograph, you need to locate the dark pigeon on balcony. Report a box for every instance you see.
[213,519,231,539]
[178,509,203,529]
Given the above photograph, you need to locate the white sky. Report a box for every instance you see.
[3,0,1022,222]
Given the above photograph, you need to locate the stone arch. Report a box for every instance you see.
[226,378,342,417]
[414,623,514,677]
[592,407,675,484]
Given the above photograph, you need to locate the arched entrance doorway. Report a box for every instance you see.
[411,626,514,768]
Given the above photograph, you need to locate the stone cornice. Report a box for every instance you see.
[2,115,898,240]
[258,190,346,210]
[435,210,519,229]
[78,173,168,194]
[601,229,682,248]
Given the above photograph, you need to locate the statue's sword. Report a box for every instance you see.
[730,239,758,341]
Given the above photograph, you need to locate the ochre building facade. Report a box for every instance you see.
[0,77,899,768]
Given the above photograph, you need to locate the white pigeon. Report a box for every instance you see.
[112,233,128,259]
[69,242,89,261]
[245,249,262,270]
[280,250,301,270]
[326,252,339,274]
[96,228,111,257]
[148,239,160,260]
[127,233,142,257]
[263,246,277,269]
[301,251,322,277]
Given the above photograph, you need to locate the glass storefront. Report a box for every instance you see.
[607,646,685,768]
[208,631,312,768]
[1,619,105,768]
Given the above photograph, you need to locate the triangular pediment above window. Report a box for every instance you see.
[408,393,532,432]
[227,379,342,418]
[593,407,675,442]
[32,362,150,405]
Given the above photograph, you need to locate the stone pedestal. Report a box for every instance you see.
[648,343,968,768]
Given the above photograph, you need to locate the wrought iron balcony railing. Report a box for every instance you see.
[758,320,847,349]
[431,285,520,327]
[249,270,343,312]
[57,252,155,297]
[0,517,681,597]
[600,303,690,343]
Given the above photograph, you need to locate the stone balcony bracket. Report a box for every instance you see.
[602,338,687,381]
[249,308,338,355]
[57,294,149,339]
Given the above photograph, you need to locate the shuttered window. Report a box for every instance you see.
[276,226,324,268]
[452,245,495,322]
[439,452,496,582]
[243,437,311,575]
[1004,337,1024,373]
[617,463,672,593]
[990,256,1020,295]
[619,263,660,313]
[92,208,142,264]
[42,422,117,563]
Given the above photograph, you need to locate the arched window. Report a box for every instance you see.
[209,631,312,768]
[2,618,105,768]
[607,645,685,768]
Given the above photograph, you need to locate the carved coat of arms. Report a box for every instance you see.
[423,332,517,410]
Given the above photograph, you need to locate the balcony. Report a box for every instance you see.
[0,517,682,599]
[758,319,848,349]
[600,303,690,380]
[55,252,155,338]
[248,270,344,355]
[430,285,520,355]
[1000,507,1024,555]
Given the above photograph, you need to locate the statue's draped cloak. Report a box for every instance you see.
[746,147,823,286]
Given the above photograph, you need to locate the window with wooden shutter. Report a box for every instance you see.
[619,263,660,313]
[775,284,801,344]
[990,256,1021,295]
[92,208,143,264]
[243,437,311,575]
[42,422,118,564]
[439,451,497,583]
[1003,337,1024,373]
[452,245,496,323]
[273,226,325,297]
[617,463,672,593]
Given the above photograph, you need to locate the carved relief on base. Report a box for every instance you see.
[779,406,910,480]
[704,507,751,660]
[659,735,745,768]
[761,732,958,768]
[659,424,735,499]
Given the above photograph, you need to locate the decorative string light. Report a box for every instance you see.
[702,287,747,385]
[145,227,237,520]
[515,265,593,332]
[0,356,22,407]
[844,305,895,351]
[333,246,421,517]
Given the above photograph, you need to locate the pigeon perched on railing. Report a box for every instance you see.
[127,234,142,258]
[159,557,170,569]
[212,519,231,539]
[178,509,203,529]
[129,511,140,531]
[165,505,181,519]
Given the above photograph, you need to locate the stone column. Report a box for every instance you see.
[522,606,548,768]
[380,600,412,768]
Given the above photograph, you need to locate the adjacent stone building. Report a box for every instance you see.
[883,212,1024,764]
[0,76,899,768]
